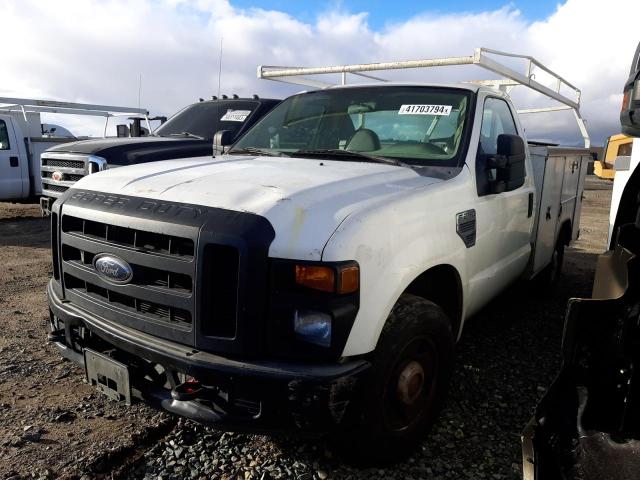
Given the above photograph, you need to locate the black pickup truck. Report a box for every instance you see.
[40,96,280,213]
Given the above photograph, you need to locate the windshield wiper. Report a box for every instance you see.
[166,131,204,139]
[228,147,291,157]
[293,149,409,168]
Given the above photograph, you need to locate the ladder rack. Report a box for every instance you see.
[258,47,590,148]
[0,97,150,137]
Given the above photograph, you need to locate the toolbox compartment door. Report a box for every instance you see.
[530,151,564,275]
[529,147,590,277]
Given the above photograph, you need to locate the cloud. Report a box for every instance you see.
[1,0,637,145]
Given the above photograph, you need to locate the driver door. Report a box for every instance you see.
[467,96,534,312]
[0,116,23,200]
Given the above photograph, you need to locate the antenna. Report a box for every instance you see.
[137,74,142,111]
[217,36,224,98]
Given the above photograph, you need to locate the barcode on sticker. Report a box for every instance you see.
[398,105,452,116]
[221,110,252,122]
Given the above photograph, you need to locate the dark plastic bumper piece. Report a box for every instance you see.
[47,280,369,432]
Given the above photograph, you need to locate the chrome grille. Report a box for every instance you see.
[42,158,85,169]
[41,153,106,198]
[43,171,84,182]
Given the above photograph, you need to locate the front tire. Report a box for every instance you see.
[338,294,454,463]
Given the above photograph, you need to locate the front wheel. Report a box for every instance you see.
[337,294,454,463]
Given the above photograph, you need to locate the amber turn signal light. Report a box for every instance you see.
[295,265,335,292]
[338,265,359,294]
[295,263,359,294]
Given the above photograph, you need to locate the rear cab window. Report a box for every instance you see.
[0,120,11,150]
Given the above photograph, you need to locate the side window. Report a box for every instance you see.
[0,120,11,150]
[476,98,523,196]
[617,140,633,157]
[479,98,517,155]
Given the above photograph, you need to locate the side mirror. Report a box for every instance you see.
[213,130,234,154]
[487,134,526,193]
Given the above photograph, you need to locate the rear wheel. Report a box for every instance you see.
[338,294,454,463]
[540,235,566,287]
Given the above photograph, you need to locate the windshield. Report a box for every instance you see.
[155,100,260,140]
[233,86,471,166]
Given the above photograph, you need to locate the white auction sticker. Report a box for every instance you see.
[220,110,252,122]
[398,104,452,116]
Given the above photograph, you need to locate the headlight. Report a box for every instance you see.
[268,259,360,359]
[294,309,332,347]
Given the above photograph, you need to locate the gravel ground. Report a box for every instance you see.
[0,203,175,480]
[124,179,613,480]
[0,177,613,479]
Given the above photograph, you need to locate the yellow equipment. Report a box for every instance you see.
[595,133,633,180]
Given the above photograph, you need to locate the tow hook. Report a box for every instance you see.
[171,379,205,401]
[47,329,65,343]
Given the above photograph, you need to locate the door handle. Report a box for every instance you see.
[9,156,19,167]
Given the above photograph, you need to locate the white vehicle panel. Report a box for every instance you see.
[322,169,473,355]
[609,138,640,247]
[73,155,441,261]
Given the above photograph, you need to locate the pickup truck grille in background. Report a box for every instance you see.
[41,153,106,199]
[45,184,69,194]
[42,158,85,169]
[59,213,200,344]
[43,171,84,182]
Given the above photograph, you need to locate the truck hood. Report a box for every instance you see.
[72,155,441,259]
[46,136,210,166]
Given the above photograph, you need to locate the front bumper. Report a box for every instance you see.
[48,280,369,433]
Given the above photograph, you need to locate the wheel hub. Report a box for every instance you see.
[396,360,425,406]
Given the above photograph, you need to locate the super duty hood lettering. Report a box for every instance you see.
[70,191,207,219]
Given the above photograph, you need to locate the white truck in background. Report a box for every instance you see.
[46,49,591,461]
[0,97,148,203]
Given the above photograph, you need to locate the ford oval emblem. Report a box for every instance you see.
[51,171,63,181]
[93,254,133,284]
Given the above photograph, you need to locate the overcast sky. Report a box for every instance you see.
[1,0,638,146]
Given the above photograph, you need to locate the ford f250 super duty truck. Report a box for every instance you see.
[40,96,280,214]
[45,49,591,460]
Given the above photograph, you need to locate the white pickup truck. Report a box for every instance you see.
[0,97,147,203]
[46,49,591,460]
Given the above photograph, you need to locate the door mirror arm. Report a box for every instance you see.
[486,154,508,169]
[212,130,234,155]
